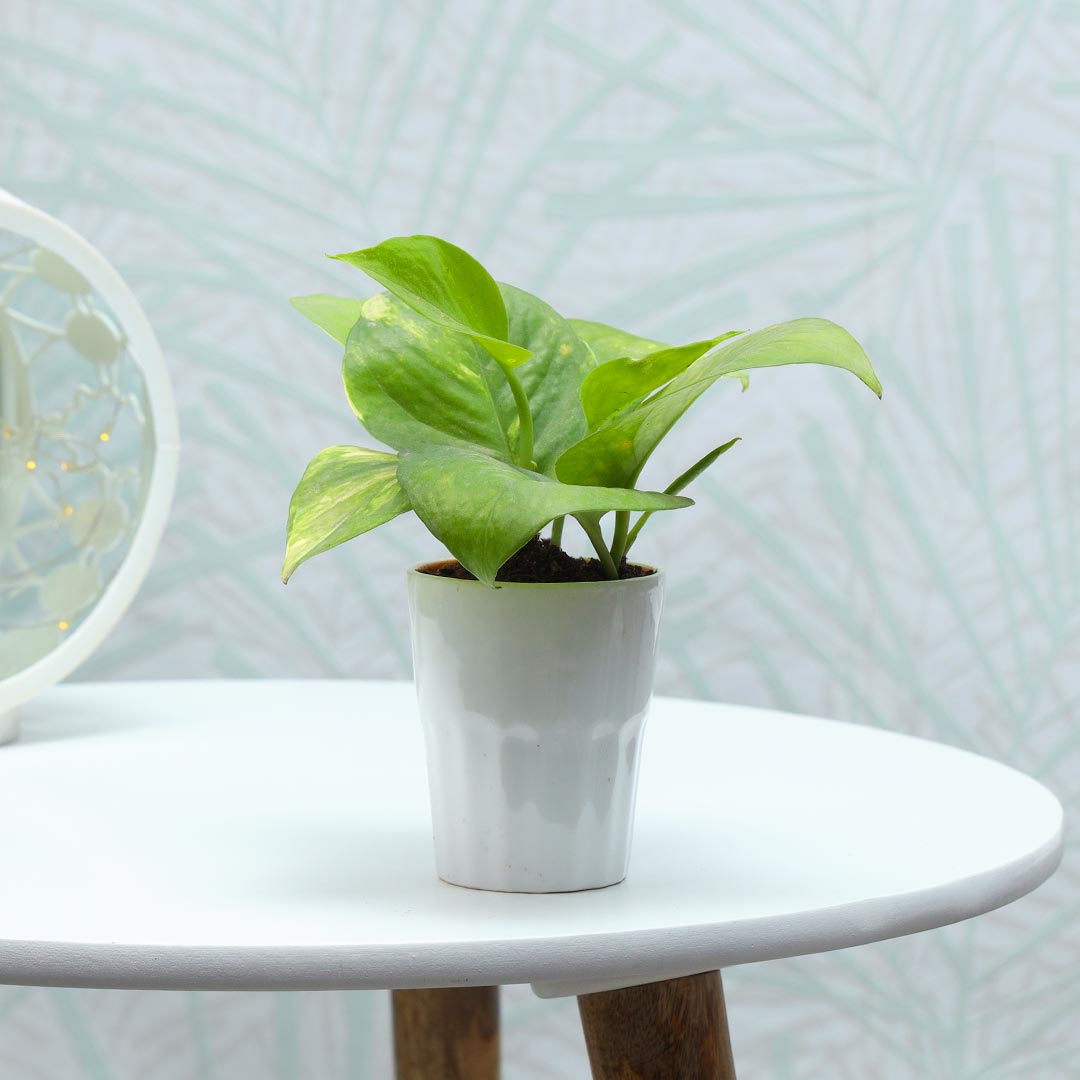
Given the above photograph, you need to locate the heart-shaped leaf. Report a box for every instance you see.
[557,318,881,488]
[333,235,530,368]
[580,332,742,430]
[290,294,364,344]
[283,446,410,582]
[343,292,518,461]
[397,446,692,586]
[499,284,594,473]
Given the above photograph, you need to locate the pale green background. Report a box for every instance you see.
[2,0,1077,1076]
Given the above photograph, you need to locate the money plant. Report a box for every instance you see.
[282,236,881,587]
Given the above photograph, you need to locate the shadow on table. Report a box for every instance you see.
[15,695,184,747]
[233,816,441,905]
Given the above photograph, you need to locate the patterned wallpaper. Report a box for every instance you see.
[2,0,1077,1076]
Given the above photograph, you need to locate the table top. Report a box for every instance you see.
[0,680,1062,997]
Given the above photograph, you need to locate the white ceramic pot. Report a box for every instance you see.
[407,565,663,893]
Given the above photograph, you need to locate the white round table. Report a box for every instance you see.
[0,681,1063,1079]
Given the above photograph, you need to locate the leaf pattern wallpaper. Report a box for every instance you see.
[2,0,1077,1076]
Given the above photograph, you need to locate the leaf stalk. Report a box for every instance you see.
[611,510,630,565]
[576,515,619,580]
[503,366,535,469]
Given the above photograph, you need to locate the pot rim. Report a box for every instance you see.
[407,561,663,590]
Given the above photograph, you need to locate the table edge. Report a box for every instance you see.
[5,678,1065,992]
[0,808,1062,993]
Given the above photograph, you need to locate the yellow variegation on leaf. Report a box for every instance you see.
[285,236,882,583]
[282,446,409,582]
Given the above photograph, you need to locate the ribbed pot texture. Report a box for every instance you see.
[407,566,663,893]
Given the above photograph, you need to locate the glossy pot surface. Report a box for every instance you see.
[408,566,663,893]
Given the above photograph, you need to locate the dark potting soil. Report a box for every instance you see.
[419,537,655,584]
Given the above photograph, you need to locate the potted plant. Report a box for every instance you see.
[282,235,881,894]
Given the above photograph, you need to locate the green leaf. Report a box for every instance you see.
[569,320,747,428]
[282,446,410,582]
[557,317,881,488]
[580,332,742,430]
[499,284,595,474]
[290,294,364,344]
[332,235,530,368]
[343,292,518,461]
[567,319,667,363]
[397,447,693,586]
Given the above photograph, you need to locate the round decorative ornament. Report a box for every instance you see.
[0,190,179,743]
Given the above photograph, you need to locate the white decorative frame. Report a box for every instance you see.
[0,189,179,739]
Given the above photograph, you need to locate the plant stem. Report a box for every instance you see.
[576,516,619,580]
[621,511,651,559]
[550,516,565,548]
[611,510,630,565]
[621,438,741,560]
[502,366,535,468]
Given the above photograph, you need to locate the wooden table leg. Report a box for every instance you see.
[578,971,736,1079]
[392,986,500,1080]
